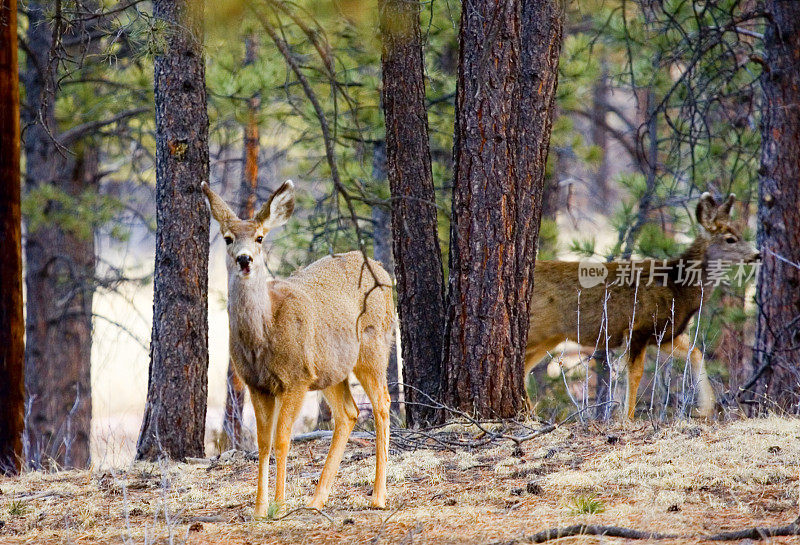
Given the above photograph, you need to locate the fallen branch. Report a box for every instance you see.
[291,430,375,443]
[492,524,677,544]
[271,506,334,526]
[492,519,800,544]
[706,520,800,541]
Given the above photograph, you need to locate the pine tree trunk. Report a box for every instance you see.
[590,63,610,209]
[442,0,563,418]
[745,0,800,415]
[137,0,210,460]
[380,0,446,426]
[223,34,259,451]
[0,0,24,475]
[21,2,94,470]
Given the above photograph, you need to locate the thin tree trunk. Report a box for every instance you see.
[0,0,24,475]
[744,0,800,415]
[441,0,563,418]
[590,63,610,209]
[380,0,446,426]
[370,140,400,417]
[223,34,259,451]
[137,0,210,460]
[22,2,94,470]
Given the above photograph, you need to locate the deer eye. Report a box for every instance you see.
[725,235,737,244]
[255,236,263,244]
[224,236,233,245]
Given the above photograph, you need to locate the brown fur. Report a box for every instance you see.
[202,181,394,516]
[526,194,760,419]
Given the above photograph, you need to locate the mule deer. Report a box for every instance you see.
[202,181,394,516]
[526,193,760,419]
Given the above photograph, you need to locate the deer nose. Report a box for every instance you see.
[753,251,762,261]
[236,254,253,268]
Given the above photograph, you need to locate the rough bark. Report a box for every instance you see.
[370,141,400,417]
[441,0,563,418]
[22,2,94,470]
[744,0,800,415]
[223,34,259,451]
[137,0,210,460]
[380,0,446,426]
[0,0,24,475]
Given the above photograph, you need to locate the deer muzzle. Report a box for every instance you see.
[236,253,253,275]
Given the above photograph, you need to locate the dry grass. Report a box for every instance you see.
[1,417,799,544]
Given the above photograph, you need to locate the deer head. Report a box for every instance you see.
[696,192,760,264]
[202,181,295,278]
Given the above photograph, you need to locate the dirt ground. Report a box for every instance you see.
[1,417,798,544]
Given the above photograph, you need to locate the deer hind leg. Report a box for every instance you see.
[523,341,559,412]
[625,347,647,420]
[308,380,359,510]
[272,386,308,509]
[354,365,390,509]
[250,388,277,519]
[670,334,715,418]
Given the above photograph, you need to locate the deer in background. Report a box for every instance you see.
[526,193,760,419]
[202,181,394,516]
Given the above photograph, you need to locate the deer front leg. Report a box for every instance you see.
[625,348,647,420]
[272,387,308,510]
[308,380,359,510]
[250,388,276,519]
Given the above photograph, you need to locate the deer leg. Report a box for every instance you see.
[272,387,308,508]
[308,380,358,510]
[355,367,390,509]
[524,342,557,412]
[250,388,276,519]
[671,334,715,418]
[625,348,647,420]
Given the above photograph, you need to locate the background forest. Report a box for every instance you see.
[0,0,798,475]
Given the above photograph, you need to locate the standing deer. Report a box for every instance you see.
[526,193,760,419]
[202,181,393,516]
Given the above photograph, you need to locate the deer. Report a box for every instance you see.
[202,181,394,517]
[525,193,760,419]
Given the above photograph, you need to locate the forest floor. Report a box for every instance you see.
[1,417,799,544]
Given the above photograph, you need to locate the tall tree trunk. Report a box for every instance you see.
[380,0,446,426]
[744,0,800,415]
[370,140,400,417]
[590,63,610,209]
[222,34,259,451]
[22,2,94,470]
[0,0,24,475]
[442,0,563,418]
[137,0,210,460]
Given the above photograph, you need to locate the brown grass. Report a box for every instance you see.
[1,417,798,544]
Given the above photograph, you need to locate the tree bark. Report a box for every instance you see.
[370,141,400,417]
[137,0,210,460]
[0,0,24,475]
[222,34,259,451]
[21,2,94,470]
[441,0,563,418]
[590,63,610,209]
[745,0,800,415]
[380,0,446,426]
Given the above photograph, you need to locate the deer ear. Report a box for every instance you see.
[255,180,295,229]
[696,192,718,231]
[201,182,239,226]
[716,194,736,220]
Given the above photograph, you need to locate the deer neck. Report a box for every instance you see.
[672,234,715,298]
[227,265,274,338]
